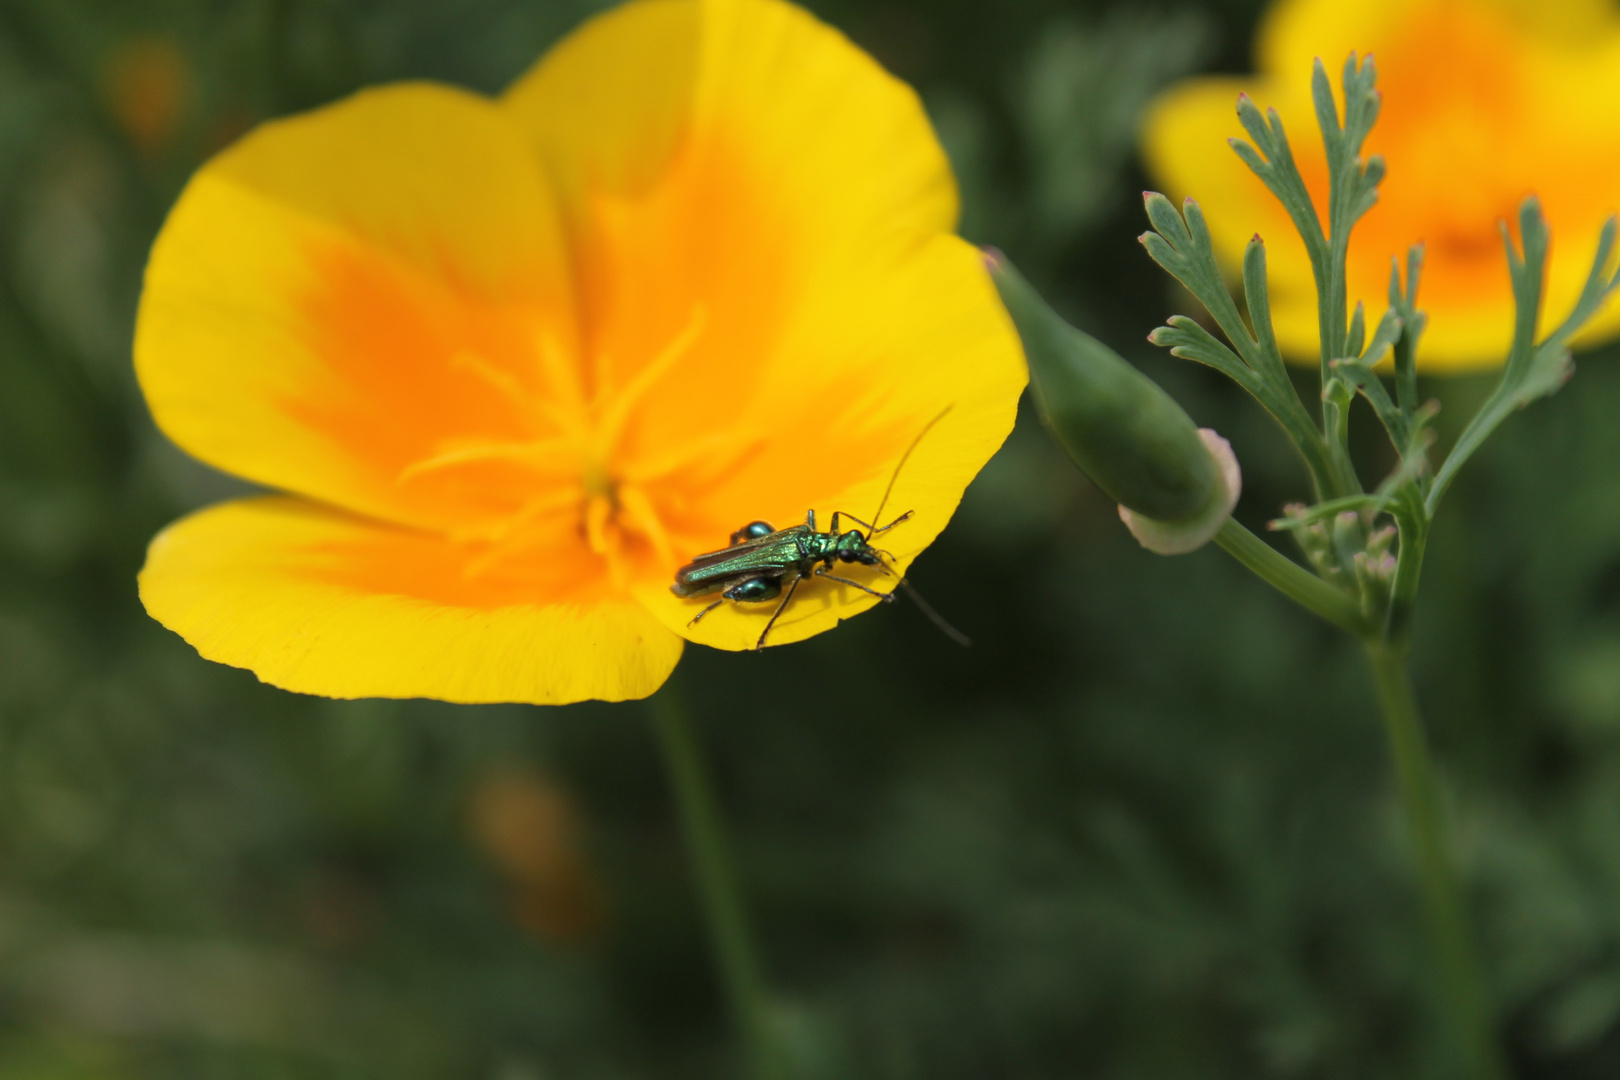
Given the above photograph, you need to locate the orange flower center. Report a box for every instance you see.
[387,310,721,587]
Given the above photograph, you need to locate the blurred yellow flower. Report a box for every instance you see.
[135,0,1024,704]
[1143,0,1620,370]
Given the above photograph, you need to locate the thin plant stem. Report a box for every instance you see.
[1213,518,1368,636]
[649,689,784,1080]
[1364,643,1510,1080]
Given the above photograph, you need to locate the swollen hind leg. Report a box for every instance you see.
[689,576,782,629]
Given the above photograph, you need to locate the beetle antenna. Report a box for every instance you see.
[864,405,953,539]
[896,578,971,647]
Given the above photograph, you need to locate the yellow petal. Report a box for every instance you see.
[503,0,1023,650]
[504,0,955,248]
[136,82,580,531]
[139,497,683,704]
[502,0,702,206]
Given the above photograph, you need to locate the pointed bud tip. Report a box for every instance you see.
[980,246,1007,273]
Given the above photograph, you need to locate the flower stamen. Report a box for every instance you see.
[616,482,677,568]
[620,428,766,486]
[397,437,578,485]
[583,493,614,557]
[453,347,585,438]
[591,306,707,458]
[456,487,583,578]
[534,329,590,422]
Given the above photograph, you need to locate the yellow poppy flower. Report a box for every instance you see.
[1142,0,1620,370]
[134,0,1025,705]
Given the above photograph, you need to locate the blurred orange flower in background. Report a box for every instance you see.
[467,769,604,946]
[134,0,1025,705]
[103,35,189,155]
[1143,0,1620,370]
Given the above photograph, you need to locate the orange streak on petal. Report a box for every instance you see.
[570,133,792,465]
[308,512,612,608]
[288,237,577,525]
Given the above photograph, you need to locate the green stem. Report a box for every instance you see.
[650,690,784,1080]
[1365,643,1510,1080]
[1384,498,1429,647]
[1214,518,1368,636]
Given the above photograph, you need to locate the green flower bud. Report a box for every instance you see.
[987,250,1239,554]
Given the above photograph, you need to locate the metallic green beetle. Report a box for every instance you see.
[670,409,959,651]
[670,507,911,650]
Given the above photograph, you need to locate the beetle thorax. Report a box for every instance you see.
[834,530,872,562]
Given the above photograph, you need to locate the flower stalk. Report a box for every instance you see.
[1366,642,1508,1080]
[650,689,786,1080]
[1212,518,1366,636]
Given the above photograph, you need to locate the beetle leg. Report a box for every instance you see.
[755,576,801,651]
[814,568,895,601]
[869,509,913,535]
[830,509,912,536]
[687,598,726,627]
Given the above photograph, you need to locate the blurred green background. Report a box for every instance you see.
[5,0,1620,1077]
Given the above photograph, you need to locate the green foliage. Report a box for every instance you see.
[1142,55,1620,647]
